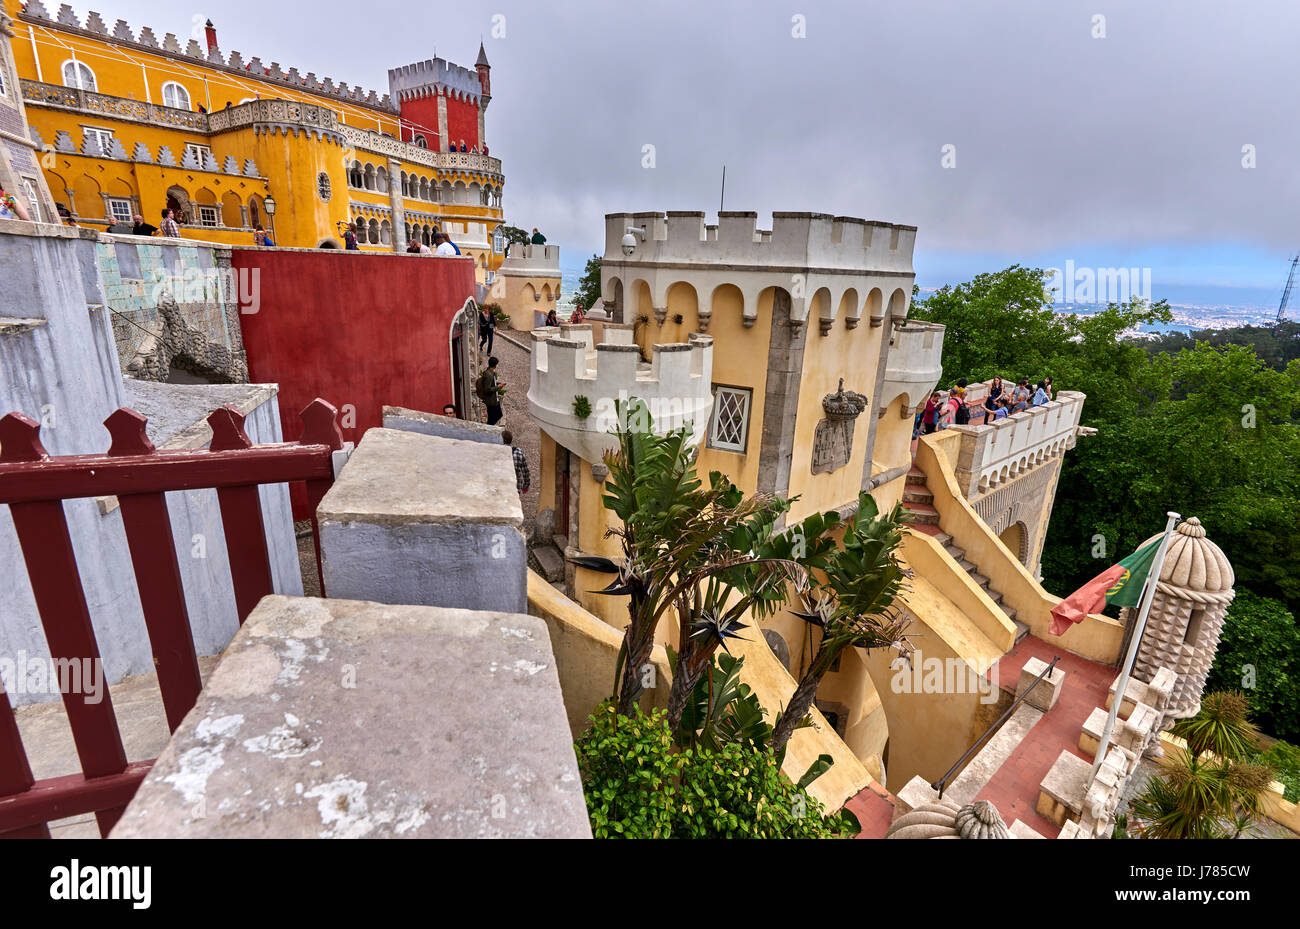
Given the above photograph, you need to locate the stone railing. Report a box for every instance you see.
[949,386,1087,496]
[21,79,208,130]
[528,324,714,463]
[878,319,944,416]
[206,98,341,136]
[337,125,503,177]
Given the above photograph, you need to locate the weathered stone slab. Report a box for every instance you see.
[318,428,526,614]
[1016,656,1065,712]
[1036,750,1090,827]
[111,595,591,838]
[383,404,504,445]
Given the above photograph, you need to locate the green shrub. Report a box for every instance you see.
[574,701,849,839]
[1205,591,1300,742]
[572,394,592,420]
[1256,740,1300,803]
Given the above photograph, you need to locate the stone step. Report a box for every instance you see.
[957,558,976,572]
[931,531,953,547]
[902,486,933,505]
[1013,618,1029,642]
[903,502,940,526]
[968,571,989,589]
[905,466,927,486]
[944,543,965,561]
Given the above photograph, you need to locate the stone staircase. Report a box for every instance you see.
[902,466,1030,645]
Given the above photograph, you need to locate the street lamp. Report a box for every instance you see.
[263,195,276,246]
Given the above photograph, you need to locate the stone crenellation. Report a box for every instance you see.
[388,58,484,104]
[603,211,917,274]
[21,2,396,111]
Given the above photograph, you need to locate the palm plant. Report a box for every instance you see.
[571,399,804,724]
[769,494,912,754]
[1128,691,1275,839]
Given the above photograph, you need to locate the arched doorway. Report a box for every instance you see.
[999,521,1028,565]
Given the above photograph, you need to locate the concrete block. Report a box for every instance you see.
[1036,750,1090,827]
[1016,656,1065,712]
[892,775,942,819]
[318,428,526,614]
[1080,706,1107,758]
[111,595,590,838]
[1009,819,1046,839]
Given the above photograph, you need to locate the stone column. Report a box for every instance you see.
[387,157,406,252]
[436,93,450,152]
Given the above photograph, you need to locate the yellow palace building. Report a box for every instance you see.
[4,1,506,278]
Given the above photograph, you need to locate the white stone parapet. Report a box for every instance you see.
[950,384,1087,497]
[500,243,561,276]
[879,319,945,416]
[527,324,714,464]
[599,210,916,328]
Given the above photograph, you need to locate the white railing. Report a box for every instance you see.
[950,385,1087,496]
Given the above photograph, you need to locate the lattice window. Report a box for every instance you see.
[107,197,133,224]
[708,385,751,453]
[196,205,219,227]
[317,172,331,202]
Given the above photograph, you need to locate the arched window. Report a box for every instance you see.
[349,162,363,188]
[161,82,191,110]
[380,220,392,245]
[367,218,380,244]
[61,60,96,91]
[400,172,409,198]
[414,134,427,149]
[376,167,388,193]
[363,164,376,191]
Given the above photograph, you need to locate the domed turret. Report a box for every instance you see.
[1127,517,1235,721]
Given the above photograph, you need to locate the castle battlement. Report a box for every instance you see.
[22,3,395,110]
[599,209,917,328]
[388,58,483,104]
[527,325,714,464]
[949,386,1088,497]
[501,242,560,274]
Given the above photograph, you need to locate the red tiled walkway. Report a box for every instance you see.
[844,780,896,838]
[974,636,1115,837]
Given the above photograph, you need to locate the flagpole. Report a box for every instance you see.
[1089,510,1181,780]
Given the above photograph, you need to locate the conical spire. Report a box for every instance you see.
[476,42,490,68]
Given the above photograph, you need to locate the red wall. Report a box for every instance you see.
[232,248,475,451]
[444,97,480,150]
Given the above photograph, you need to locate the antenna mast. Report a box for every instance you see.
[1277,254,1299,324]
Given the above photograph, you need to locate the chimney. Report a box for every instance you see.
[205,19,218,52]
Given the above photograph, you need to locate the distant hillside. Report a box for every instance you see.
[1144,321,1300,371]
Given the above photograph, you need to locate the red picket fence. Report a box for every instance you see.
[0,398,343,838]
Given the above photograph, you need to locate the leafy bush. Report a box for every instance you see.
[1256,740,1300,803]
[1205,591,1300,742]
[572,394,592,420]
[575,701,849,839]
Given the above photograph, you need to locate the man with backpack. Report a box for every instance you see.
[475,356,504,425]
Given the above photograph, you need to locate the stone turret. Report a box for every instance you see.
[1127,516,1234,721]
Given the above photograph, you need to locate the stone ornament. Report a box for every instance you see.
[885,798,1009,839]
[811,379,867,475]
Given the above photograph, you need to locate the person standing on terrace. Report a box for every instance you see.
[159,208,180,237]
[921,391,941,434]
[531,227,546,245]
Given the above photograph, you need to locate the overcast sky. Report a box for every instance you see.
[92,0,1299,296]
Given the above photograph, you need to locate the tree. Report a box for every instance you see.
[571,399,802,724]
[499,224,530,249]
[769,495,911,754]
[574,254,601,311]
[1206,592,1300,742]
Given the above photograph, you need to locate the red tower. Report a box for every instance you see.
[476,43,491,101]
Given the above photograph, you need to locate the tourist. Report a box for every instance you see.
[987,375,1005,407]
[132,214,157,237]
[478,304,495,354]
[990,396,1010,421]
[0,185,31,221]
[442,403,457,417]
[545,308,559,327]
[56,203,77,226]
[921,391,941,434]
[1009,378,1031,413]
[159,208,180,237]
[406,239,422,254]
[530,227,546,245]
[475,356,504,426]
[1043,376,1054,400]
[253,224,273,247]
[458,139,468,152]
[951,383,970,426]
[1031,380,1050,407]
[936,390,959,430]
[341,221,359,250]
[502,429,530,495]
[570,303,585,324]
[435,233,457,256]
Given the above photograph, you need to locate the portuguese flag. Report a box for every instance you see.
[1049,538,1162,636]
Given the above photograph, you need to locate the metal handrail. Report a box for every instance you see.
[931,655,1060,798]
